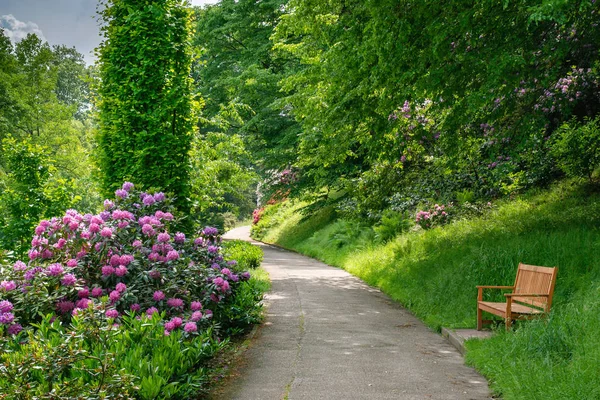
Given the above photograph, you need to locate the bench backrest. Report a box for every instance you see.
[512,263,558,311]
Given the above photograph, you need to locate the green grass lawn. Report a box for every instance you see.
[252,180,600,399]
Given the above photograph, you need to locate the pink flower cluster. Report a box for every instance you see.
[0,182,253,338]
[415,204,451,229]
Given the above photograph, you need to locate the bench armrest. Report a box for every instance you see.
[504,293,549,297]
[477,285,515,301]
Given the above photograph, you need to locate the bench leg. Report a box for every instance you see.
[477,307,483,331]
[505,316,512,331]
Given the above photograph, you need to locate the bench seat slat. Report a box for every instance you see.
[478,301,543,318]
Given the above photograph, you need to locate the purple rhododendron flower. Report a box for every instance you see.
[167,298,184,308]
[172,317,183,328]
[78,288,90,298]
[24,267,42,281]
[106,309,119,319]
[174,232,185,243]
[221,268,231,276]
[203,227,219,236]
[61,274,77,286]
[104,199,115,210]
[153,192,165,202]
[163,212,173,221]
[191,311,203,321]
[153,291,165,301]
[157,232,170,243]
[91,287,104,297]
[0,312,15,324]
[220,280,230,292]
[102,266,115,276]
[227,260,237,266]
[115,189,128,199]
[142,195,156,206]
[109,255,121,267]
[7,323,22,335]
[116,283,127,293]
[122,182,134,191]
[130,303,141,312]
[166,250,179,261]
[207,246,218,254]
[89,223,101,233]
[66,259,78,267]
[190,301,202,311]
[76,298,90,309]
[101,227,113,238]
[115,266,128,277]
[109,290,120,303]
[0,281,16,291]
[146,307,159,316]
[132,240,143,248]
[46,263,64,276]
[184,322,197,333]
[142,224,155,236]
[0,300,13,313]
[164,321,176,331]
[28,250,39,260]
[13,261,27,271]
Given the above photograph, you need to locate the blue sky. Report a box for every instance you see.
[0,0,217,64]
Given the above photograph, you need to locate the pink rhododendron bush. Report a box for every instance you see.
[0,182,265,397]
[0,182,255,337]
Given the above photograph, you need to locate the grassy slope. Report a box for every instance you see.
[252,181,600,399]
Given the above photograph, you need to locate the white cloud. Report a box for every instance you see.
[0,14,46,43]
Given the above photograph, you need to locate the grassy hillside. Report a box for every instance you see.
[251,181,600,399]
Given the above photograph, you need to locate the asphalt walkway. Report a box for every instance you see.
[219,226,491,400]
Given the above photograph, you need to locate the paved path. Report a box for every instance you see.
[219,226,491,400]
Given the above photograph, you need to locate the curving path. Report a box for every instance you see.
[219,226,491,400]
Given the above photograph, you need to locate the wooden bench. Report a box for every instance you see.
[477,263,558,331]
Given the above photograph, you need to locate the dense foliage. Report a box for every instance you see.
[96,0,198,218]
[0,184,266,398]
[192,0,600,220]
[0,30,98,256]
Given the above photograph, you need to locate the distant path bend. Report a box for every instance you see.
[219,226,490,400]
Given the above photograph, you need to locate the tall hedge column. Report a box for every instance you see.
[96,0,196,218]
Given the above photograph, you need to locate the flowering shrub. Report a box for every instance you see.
[0,182,252,337]
[415,204,452,229]
[252,207,264,225]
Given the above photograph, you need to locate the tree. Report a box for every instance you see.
[96,0,198,218]
[193,0,301,174]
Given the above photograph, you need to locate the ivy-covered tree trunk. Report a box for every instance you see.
[96,0,196,218]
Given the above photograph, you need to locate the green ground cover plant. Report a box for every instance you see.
[252,180,600,399]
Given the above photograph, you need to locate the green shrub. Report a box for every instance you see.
[0,305,226,400]
[373,210,413,243]
[552,117,600,181]
[222,240,263,270]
